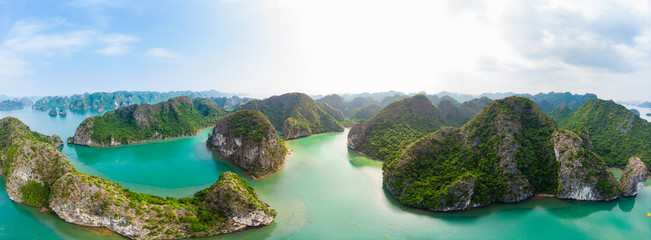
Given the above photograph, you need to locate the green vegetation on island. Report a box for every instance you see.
[238,92,343,139]
[558,98,651,168]
[0,98,33,111]
[0,117,275,240]
[347,94,444,161]
[350,104,382,120]
[318,102,345,122]
[317,94,392,118]
[383,97,632,212]
[437,97,492,127]
[210,95,252,110]
[207,110,288,179]
[68,96,228,147]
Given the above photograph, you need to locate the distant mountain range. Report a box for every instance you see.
[639,102,651,108]
[0,98,33,111]
[31,90,247,111]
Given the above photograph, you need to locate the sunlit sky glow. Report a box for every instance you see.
[1,0,650,101]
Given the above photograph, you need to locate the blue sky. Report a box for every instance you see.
[1,0,650,101]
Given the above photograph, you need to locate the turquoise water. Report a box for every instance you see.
[2,108,651,239]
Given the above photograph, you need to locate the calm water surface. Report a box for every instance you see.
[1,108,651,239]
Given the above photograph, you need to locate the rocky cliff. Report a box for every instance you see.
[238,92,343,139]
[0,117,71,208]
[552,129,620,200]
[198,172,275,226]
[49,172,275,240]
[620,156,648,197]
[348,94,444,161]
[560,98,651,168]
[383,97,628,212]
[68,96,228,147]
[207,110,287,179]
[1,117,275,239]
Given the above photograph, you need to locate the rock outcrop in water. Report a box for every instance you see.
[237,93,343,139]
[207,110,287,179]
[68,96,228,147]
[49,171,275,240]
[552,129,620,200]
[383,97,632,212]
[0,117,275,240]
[620,157,648,197]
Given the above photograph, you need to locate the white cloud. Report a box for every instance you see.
[145,48,177,58]
[0,51,29,76]
[500,0,651,73]
[1,20,95,55]
[246,0,651,101]
[97,33,139,55]
[1,20,139,56]
[0,18,139,79]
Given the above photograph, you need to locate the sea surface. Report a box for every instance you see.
[1,108,651,239]
[624,104,651,122]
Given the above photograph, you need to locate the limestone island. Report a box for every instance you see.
[554,98,651,169]
[348,94,444,161]
[207,110,288,179]
[238,92,343,139]
[0,117,275,240]
[67,96,228,147]
[380,97,648,212]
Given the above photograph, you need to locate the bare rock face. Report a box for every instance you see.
[489,110,533,203]
[50,172,276,240]
[436,174,476,212]
[552,129,620,201]
[2,117,276,240]
[346,122,366,150]
[200,172,276,226]
[384,97,622,212]
[67,120,110,147]
[49,173,147,239]
[620,156,648,197]
[207,110,287,179]
[0,117,73,208]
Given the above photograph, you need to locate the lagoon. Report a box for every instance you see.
[1,108,651,239]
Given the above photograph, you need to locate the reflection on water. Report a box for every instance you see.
[1,108,651,239]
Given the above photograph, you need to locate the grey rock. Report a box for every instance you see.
[620,156,648,197]
[553,129,620,201]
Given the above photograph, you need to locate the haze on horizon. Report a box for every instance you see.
[1,0,650,102]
